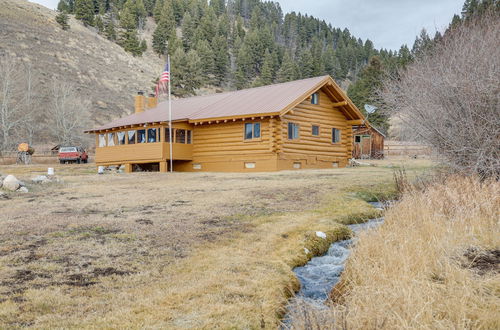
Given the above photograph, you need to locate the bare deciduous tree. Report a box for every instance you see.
[0,56,25,151]
[381,13,500,178]
[47,79,92,147]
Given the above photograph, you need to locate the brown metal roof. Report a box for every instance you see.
[87,75,363,132]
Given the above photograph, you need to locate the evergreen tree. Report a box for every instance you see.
[55,11,70,30]
[195,40,215,83]
[276,52,297,82]
[196,6,217,43]
[75,0,94,26]
[347,56,388,132]
[171,48,202,96]
[94,15,105,33]
[104,20,117,40]
[152,0,176,55]
[181,11,196,50]
[57,0,75,13]
[119,4,144,56]
[212,34,229,86]
[253,50,274,86]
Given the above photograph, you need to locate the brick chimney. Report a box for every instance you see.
[146,93,158,109]
[134,91,145,114]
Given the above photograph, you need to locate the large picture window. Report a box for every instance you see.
[176,129,186,143]
[147,128,157,143]
[128,130,136,144]
[164,128,172,142]
[332,128,341,143]
[98,134,106,147]
[288,122,299,140]
[117,131,126,145]
[137,129,146,143]
[244,123,261,140]
[107,132,115,146]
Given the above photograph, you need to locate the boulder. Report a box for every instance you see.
[2,175,20,191]
[315,231,327,239]
[18,186,29,193]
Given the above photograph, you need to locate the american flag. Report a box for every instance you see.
[155,57,170,97]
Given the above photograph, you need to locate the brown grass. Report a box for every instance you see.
[288,176,500,329]
[0,159,432,328]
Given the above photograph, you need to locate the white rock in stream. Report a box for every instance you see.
[315,231,327,239]
[304,248,310,255]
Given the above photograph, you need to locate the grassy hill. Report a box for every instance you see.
[0,0,163,125]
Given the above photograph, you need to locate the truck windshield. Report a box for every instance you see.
[60,147,77,153]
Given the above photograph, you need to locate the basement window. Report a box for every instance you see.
[192,163,202,170]
[293,162,302,169]
[288,122,299,140]
[128,130,136,144]
[117,131,126,145]
[98,134,106,147]
[332,162,339,168]
[137,129,146,143]
[245,162,256,169]
[312,125,320,136]
[244,123,261,140]
[147,128,157,143]
[332,128,341,143]
[107,133,115,146]
[311,92,319,105]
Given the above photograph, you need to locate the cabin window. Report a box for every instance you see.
[312,125,320,136]
[244,123,261,140]
[117,131,126,145]
[355,135,361,143]
[176,129,186,143]
[128,130,136,144]
[288,122,299,140]
[164,128,172,142]
[193,163,202,170]
[147,128,157,143]
[186,130,192,144]
[332,128,341,143]
[311,93,319,105]
[137,129,146,143]
[107,133,115,146]
[245,162,256,169]
[293,162,302,169]
[98,134,106,147]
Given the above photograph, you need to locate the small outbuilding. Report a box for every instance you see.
[352,125,386,159]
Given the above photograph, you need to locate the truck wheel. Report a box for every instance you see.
[59,160,64,164]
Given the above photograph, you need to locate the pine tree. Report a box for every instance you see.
[152,0,176,55]
[119,5,144,56]
[57,0,75,13]
[104,20,117,40]
[347,56,388,132]
[276,52,297,83]
[196,6,217,43]
[212,34,229,86]
[181,11,196,50]
[171,48,202,96]
[74,0,94,26]
[253,50,274,87]
[55,11,70,30]
[195,40,215,83]
[94,15,104,33]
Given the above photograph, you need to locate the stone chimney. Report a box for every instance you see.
[146,93,158,109]
[134,91,145,114]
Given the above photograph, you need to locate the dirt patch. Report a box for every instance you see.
[64,274,97,287]
[92,267,132,277]
[463,247,500,275]
[135,219,153,225]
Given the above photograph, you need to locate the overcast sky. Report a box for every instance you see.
[30,0,464,50]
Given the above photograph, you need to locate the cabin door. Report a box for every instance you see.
[354,135,371,159]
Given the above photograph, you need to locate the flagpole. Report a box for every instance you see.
[168,54,173,173]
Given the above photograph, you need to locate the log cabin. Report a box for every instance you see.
[352,125,386,159]
[85,75,366,172]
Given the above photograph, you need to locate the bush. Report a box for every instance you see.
[381,12,500,179]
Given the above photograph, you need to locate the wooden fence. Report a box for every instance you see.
[384,140,431,157]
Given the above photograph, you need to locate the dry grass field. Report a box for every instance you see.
[0,159,431,328]
[289,176,500,329]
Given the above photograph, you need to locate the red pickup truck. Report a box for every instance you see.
[58,146,88,164]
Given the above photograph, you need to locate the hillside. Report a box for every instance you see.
[0,0,163,125]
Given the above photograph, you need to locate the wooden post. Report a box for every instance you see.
[124,164,133,173]
[160,162,168,172]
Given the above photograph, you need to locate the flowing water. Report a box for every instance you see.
[283,202,386,326]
